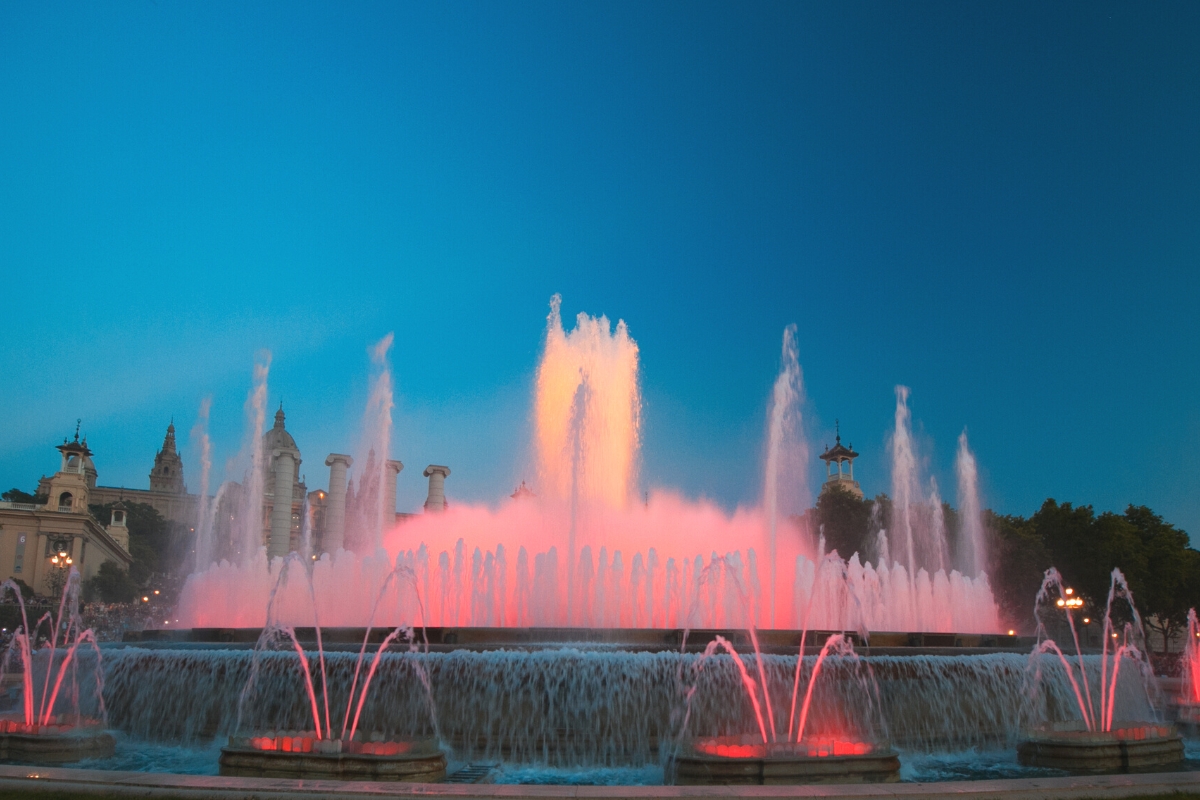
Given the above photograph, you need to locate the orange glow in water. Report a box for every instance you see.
[534,294,640,510]
[693,735,873,759]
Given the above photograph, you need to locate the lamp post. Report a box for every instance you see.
[1055,587,1085,648]
[47,538,73,599]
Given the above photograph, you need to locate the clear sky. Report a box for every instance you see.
[1,2,1197,534]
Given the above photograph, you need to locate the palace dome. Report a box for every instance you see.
[263,406,300,455]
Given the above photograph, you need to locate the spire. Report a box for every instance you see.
[73,419,81,443]
[162,421,177,454]
[835,418,841,445]
[274,403,286,430]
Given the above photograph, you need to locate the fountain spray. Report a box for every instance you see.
[764,324,805,629]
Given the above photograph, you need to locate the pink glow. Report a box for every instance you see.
[693,735,873,759]
[794,633,848,744]
[177,492,1000,631]
[176,300,1000,633]
[1182,609,1200,705]
[712,636,770,744]
[1032,568,1152,733]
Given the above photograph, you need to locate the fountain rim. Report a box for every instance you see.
[121,626,1033,654]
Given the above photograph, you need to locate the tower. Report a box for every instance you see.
[263,404,304,558]
[819,421,863,498]
[46,422,93,513]
[149,421,186,494]
[106,500,130,552]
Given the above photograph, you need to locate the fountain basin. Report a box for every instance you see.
[219,734,446,781]
[674,735,900,785]
[1017,723,1183,772]
[0,717,115,763]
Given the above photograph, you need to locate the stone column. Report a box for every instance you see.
[423,465,451,512]
[269,451,295,558]
[382,460,403,530]
[323,454,353,553]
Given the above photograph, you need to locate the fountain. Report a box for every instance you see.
[217,555,445,781]
[1017,568,1182,772]
[672,633,900,784]
[0,570,114,762]
[93,297,1065,787]
[671,557,899,784]
[173,298,1001,635]
[1178,608,1200,725]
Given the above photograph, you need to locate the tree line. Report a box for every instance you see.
[810,486,1200,650]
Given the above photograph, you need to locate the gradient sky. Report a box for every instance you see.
[1,2,1197,535]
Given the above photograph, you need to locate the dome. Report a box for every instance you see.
[263,406,300,455]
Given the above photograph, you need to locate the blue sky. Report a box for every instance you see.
[1,2,1197,533]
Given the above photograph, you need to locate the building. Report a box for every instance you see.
[39,422,199,527]
[20,410,452,568]
[0,431,133,596]
[818,422,863,498]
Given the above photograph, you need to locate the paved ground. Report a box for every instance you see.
[1,765,1200,800]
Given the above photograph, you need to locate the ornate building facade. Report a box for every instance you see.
[20,410,448,569]
[0,431,133,595]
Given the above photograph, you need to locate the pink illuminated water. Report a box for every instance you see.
[235,555,437,745]
[176,297,1000,633]
[0,569,105,730]
[1182,609,1200,705]
[1028,567,1156,732]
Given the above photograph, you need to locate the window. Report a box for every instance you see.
[58,492,73,511]
[14,534,25,573]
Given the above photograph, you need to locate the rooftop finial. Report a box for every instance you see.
[74,419,81,443]
[835,418,840,444]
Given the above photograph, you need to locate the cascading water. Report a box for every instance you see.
[232,554,437,749]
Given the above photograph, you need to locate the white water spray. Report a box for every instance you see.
[241,355,271,562]
[763,324,806,629]
[889,386,919,576]
[190,397,214,572]
[353,334,395,552]
[955,430,987,579]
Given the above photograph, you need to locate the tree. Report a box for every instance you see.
[1123,505,1200,655]
[813,486,874,561]
[83,561,137,604]
[89,501,185,592]
[988,511,1051,632]
[2,487,47,504]
[1031,500,1145,615]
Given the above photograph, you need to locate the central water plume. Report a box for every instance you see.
[534,295,640,510]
